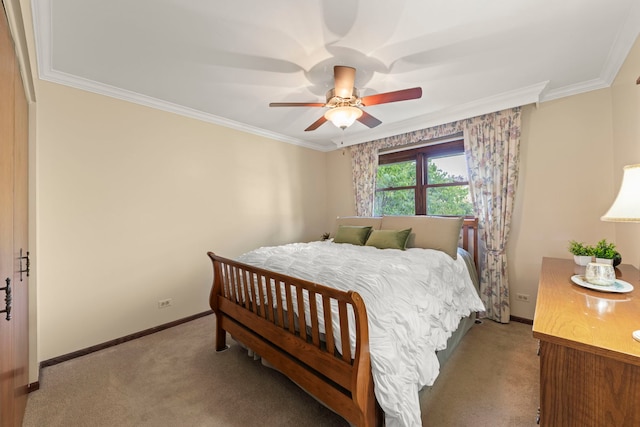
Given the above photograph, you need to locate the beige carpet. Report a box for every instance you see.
[420,320,539,426]
[24,315,539,427]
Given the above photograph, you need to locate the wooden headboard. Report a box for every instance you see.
[334,215,480,271]
[462,218,479,270]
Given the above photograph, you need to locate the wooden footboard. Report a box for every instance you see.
[207,252,380,426]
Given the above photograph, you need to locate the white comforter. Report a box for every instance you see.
[237,241,484,427]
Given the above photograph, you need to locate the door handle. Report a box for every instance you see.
[19,248,30,281]
[0,278,11,321]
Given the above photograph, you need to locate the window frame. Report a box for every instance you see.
[376,139,470,216]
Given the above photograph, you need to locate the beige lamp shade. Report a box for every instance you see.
[601,164,640,222]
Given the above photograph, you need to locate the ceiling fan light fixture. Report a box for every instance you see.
[324,106,363,129]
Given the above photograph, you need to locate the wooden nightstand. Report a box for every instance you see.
[532,257,640,426]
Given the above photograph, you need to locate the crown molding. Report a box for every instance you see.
[46,69,325,149]
[30,0,640,153]
[31,0,328,151]
[542,3,640,102]
[333,81,549,148]
[600,1,640,85]
[5,0,36,102]
[540,78,610,102]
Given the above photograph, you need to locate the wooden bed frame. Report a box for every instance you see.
[207,218,479,426]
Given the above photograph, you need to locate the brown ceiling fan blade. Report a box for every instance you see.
[304,116,328,131]
[360,87,422,106]
[334,65,356,99]
[357,111,382,128]
[269,102,325,107]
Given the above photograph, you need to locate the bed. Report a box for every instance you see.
[207,215,484,427]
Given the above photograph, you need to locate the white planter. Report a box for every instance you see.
[573,255,592,266]
[595,258,613,265]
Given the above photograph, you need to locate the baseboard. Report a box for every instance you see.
[30,310,530,393]
[31,310,213,392]
[510,315,533,325]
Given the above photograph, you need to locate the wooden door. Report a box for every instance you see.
[0,5,17,425]
[0,5,29,426]
[12,49,29,425]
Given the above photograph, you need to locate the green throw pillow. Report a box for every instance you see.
[365,228,412,250]
[333,225,372,246]
[380,215,463,259]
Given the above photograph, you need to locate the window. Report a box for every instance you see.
[374,140,474,216]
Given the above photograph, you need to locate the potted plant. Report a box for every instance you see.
[593,239,619,265]
[568,240,593,266]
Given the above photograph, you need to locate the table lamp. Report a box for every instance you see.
[600,164,640,342]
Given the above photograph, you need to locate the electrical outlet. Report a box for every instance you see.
[516,293,530,302]
[158,298,172,309]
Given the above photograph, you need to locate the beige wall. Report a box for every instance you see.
[513,37,640,319]
[610,36,640,267]
[325,146,356,221]
[508,91,616,319]
[35,81,329,360]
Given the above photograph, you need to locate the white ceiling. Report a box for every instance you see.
[31,0,640,151]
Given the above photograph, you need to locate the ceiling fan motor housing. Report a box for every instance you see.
[325,88,361,108]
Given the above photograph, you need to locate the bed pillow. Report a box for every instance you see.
[380,215,464,259]
[332,216,382,238]
[333,225,373,246]
[365,228,412,250]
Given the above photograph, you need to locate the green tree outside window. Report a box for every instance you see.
[374,140,474,216]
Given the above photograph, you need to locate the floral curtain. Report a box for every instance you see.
[350,142,379,216]
[463,108,521,323]
[349,107,522,323]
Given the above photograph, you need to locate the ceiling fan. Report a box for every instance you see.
[269,65,422,132]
